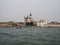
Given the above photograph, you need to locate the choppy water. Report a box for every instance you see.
[0,27,60,45]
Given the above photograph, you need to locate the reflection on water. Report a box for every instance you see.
[0,28,60,45]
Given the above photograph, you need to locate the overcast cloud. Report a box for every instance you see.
[0,0,60,22]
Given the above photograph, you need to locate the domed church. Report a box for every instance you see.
[24,13,34,26]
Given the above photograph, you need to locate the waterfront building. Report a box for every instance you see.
[36,20,48,27]
[45,23,60,27]
[24,13,48,27]
[24,13,34,26]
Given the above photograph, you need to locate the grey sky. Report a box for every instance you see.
[0,0,60,22]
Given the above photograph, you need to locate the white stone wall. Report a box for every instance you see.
[37,21,47,27]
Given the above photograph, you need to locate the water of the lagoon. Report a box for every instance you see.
[0,27,60,45]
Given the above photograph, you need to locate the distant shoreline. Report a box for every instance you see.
[0,21,60,28]
[0,25,60,28]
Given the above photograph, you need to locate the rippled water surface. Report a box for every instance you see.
[0,27,60,45]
